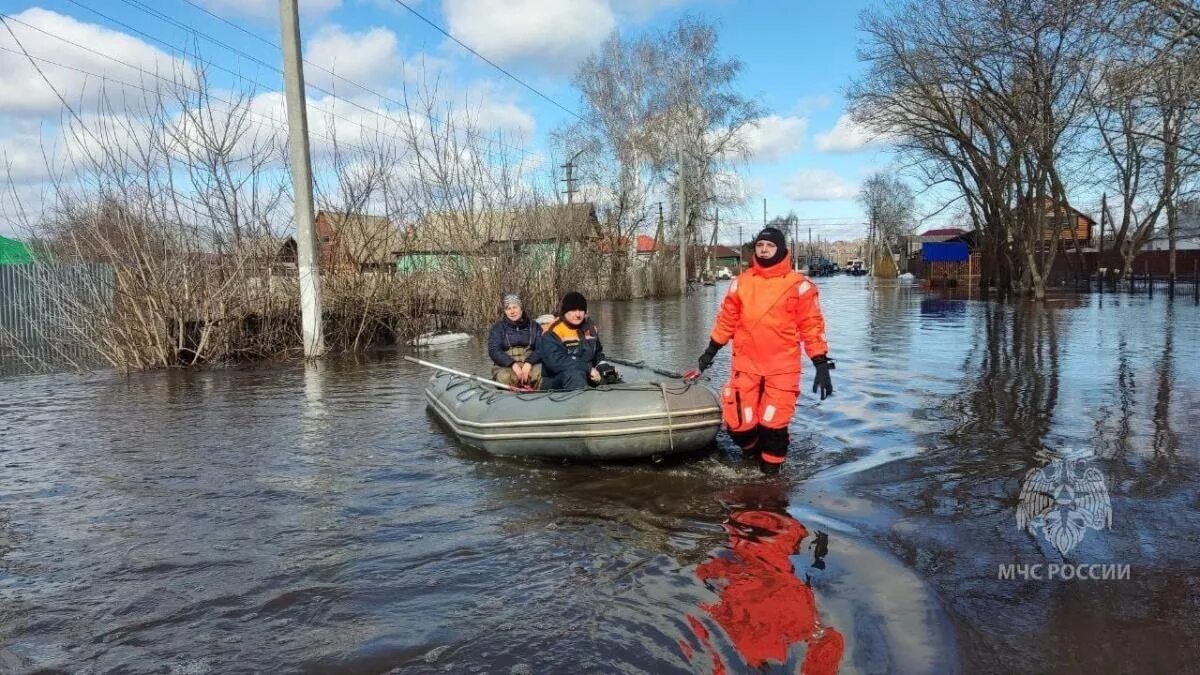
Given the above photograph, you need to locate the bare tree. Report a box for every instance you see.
[559,16,762,296]
[858,173,916,271]
[852,0,1108,299]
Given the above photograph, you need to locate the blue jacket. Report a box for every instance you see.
[487,313,542,367]
[540,318,607,377]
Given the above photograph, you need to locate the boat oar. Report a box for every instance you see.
[403,355,527,392]
[606,356,693,380]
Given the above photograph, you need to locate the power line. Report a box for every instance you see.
[0,11,396,158]
[62,0,535,159]
[0,42,380,159]
[387,0,589,127]
[167,0,543,160]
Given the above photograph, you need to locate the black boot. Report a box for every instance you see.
[728,426,760,458]
[757,426,790,474]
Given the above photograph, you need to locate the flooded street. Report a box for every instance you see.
[2,276,1198,673]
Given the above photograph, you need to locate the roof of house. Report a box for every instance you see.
[319,211,405,264]
[244,235,296,261]
[636,234,663,254]
[405,203,600,253]
[919,228,966,238]
[706,245,741,259]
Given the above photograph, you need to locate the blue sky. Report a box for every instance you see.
[0,0,941,241]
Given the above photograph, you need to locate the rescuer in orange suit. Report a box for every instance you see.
[692,226,834,474]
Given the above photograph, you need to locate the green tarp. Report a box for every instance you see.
[0,235,34,265]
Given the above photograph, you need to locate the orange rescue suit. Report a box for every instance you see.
[711,255,828,375]
[710,256,828,450]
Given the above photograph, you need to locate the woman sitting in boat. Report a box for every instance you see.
[487,293,543,389]
[540,292,620,390]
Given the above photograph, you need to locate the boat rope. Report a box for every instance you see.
[435,370,698,406]
[658,381,675,454]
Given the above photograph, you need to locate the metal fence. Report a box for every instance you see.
[0,263,114,375]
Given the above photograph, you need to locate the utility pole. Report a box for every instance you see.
[279,0,324,357]
[653,202,664,253]
[737,222,744,274]
[678,146,687,294]
[762,198,767,226]
[563,162,575,203]
[562,149,584,204]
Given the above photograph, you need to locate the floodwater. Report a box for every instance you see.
[1,276,1197,674]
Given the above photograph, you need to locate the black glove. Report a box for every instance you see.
[596,362,621,384]
[811,354,835,400]
[697,339,723,372]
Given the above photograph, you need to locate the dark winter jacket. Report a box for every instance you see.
[540,317,607,377]
[487,313,543,367]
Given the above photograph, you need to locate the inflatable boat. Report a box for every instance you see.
[423,368,722,460]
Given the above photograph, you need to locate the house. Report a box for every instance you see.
[912,227,966,243]
[245,236,298,275]
[0,235,34,265]
[315,211,406,272]
[635,234,665,260]
[398,203,601,272]
[1035,201,1095,245]
[1144,202,1200,252]
[910,230,982,287]
[897,229,965,272]
[702,245,742,271]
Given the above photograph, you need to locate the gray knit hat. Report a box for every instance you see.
[502,293,522,308]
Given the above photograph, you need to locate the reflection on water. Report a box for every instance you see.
[0,277,1197,673]
[684,496,844,674]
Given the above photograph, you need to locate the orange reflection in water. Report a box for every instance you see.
[683,509,844,674]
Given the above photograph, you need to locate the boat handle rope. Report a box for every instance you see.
[658,382,675,454]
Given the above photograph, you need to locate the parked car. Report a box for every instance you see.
[715,266,733,280]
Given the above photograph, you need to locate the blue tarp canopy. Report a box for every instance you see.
[922,241,968,263]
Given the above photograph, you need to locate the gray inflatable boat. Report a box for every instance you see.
[424,370,722,459]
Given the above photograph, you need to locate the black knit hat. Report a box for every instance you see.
[754,226,789,266]
[560,291,588,314]
[755,226,787,250]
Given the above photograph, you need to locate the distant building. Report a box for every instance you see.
[398,203,601,272]
[315,211,406,273]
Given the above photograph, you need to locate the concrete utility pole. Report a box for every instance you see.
[279,0,324,357]
[678,146,687,294]
[277,0,324,355]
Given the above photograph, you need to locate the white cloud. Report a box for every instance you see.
[193,0,340,22]
[0,8,192,117]
[814,113,885,153]
[307,24,404,89]
[442,0,615,72]
[782,168,858,202]
[739,115,807,163]
[465,96,536,141]
[305,24,451,93]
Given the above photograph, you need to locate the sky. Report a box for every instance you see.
[0,0,950,241]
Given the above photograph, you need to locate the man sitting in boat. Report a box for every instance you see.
[487,293,543,389]
[539,291,620,390]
